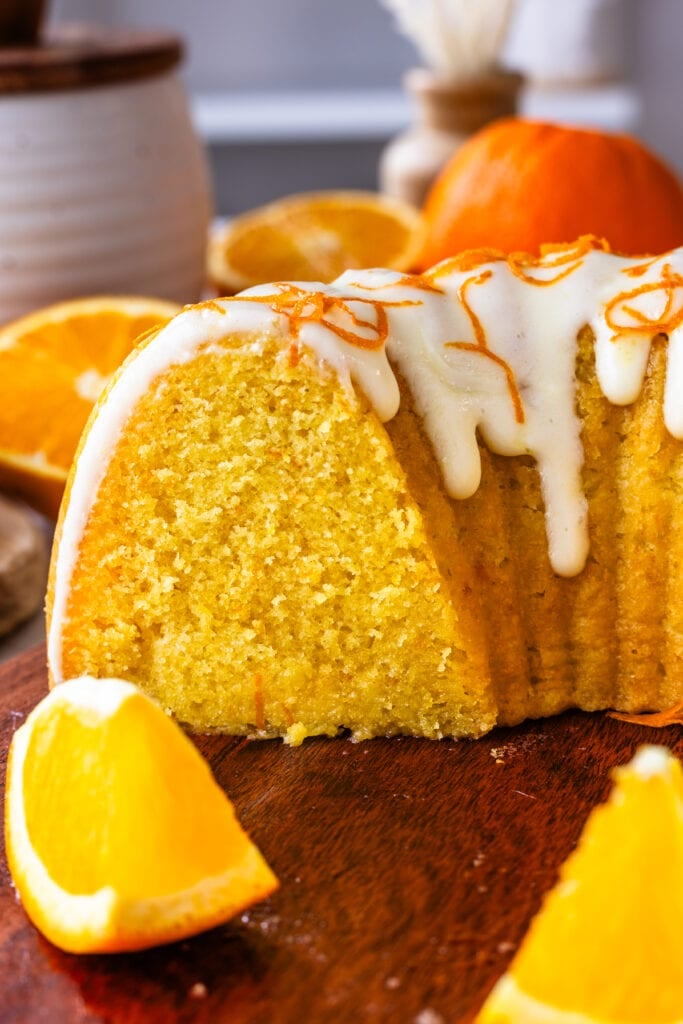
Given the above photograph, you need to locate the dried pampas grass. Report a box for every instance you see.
[380,0,517,80]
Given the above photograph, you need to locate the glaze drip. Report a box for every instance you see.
[238,239,683,577]
[53,239,683,615]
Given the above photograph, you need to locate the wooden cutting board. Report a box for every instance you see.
[1,645,680,1024]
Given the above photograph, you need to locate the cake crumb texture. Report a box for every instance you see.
[57,341,496,741]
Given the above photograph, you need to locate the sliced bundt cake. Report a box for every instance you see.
[47,237,683,738]
[47,294,495,742]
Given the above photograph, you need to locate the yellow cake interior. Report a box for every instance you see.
[54,337,495,742]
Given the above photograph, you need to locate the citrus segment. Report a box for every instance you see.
[0,296,179,517]
[5,677,278,953]
[475,746,683,1024]
[208,190,425,293]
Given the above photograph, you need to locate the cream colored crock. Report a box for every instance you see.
[0,25,212,324]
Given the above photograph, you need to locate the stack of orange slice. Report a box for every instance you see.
[208,190,425,294]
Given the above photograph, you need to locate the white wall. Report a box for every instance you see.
[633,0,683,172]
[51,0,414,91]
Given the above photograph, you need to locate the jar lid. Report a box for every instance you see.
[0,23,183,94]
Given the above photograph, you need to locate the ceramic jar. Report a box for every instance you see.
[0,26,212,324]
[379,67,524,209]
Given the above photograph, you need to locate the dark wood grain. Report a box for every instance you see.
[0,25,182,94]
[1,645,681,1024]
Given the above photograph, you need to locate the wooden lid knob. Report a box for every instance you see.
[0,0,46,47]
[0,23,183,94]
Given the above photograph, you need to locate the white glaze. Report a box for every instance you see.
[48,241,683,681]
[239,281,401,420]
[339,244,683,576]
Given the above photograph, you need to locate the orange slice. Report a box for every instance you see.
[475,745,683,1023]
[0,296,179,517]
[5,677,278,953]
[208,190,425,293]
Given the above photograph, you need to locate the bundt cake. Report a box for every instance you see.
[47,236,683,741]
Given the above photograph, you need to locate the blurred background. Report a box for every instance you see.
[50,0,682,213]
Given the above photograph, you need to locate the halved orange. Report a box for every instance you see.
[475,745,683,1023]
[5,677,278,953]
[0,296,179,517]
[208,190,425,294]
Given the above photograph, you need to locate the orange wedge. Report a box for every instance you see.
[0,296,179,518]
[208,190,425,293]
[475,745,683,1024]
[5,677,278,953]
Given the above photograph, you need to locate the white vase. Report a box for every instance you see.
[504,0,627,85]
[0,71,212,324]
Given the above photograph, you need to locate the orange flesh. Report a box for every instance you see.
[511,758,683,1021]
[0,348,94,465]
[0,305,176,517]
[221,200,419,284]
[23,693,252,899]
[0,310,173,471]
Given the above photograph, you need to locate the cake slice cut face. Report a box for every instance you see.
[48,238,683,737]
[48,295,495,742]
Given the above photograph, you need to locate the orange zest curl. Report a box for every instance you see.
[508,236,608,287]
[604,263,683,340]
[346,272,445,295]
[458,270,493,349]
[394,274,445,294]
[280,703,295,728]
[442,267,525,425]
[233,283,419,352]
[288,343,300,367]
[608,701,683,728]
[192,298,229,315]
[444,342,525,425]
[539,236,610,258]
[622,256,661,279]
[253,673,265,731]
[426,237,608,290]
[427,248,505,281]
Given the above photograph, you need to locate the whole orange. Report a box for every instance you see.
[419,118,683,267]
